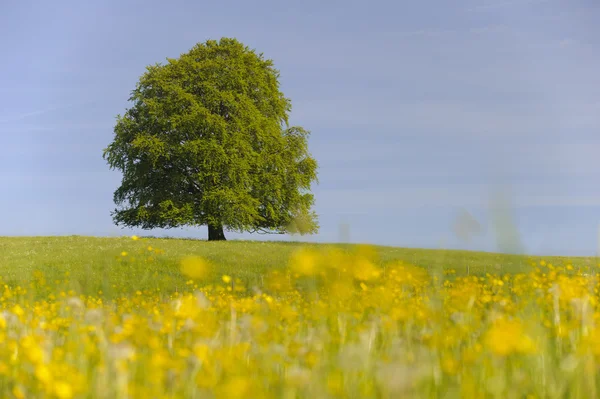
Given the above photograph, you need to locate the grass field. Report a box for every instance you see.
[1,236,600,398]
[0,235,593,296]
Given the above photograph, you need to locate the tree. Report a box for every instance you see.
[103,38,318,241]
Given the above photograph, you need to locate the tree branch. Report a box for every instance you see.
[248,227,285,235]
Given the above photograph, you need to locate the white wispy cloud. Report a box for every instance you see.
[558,38,576,48]
[466,0,550,12]
[0,123,110,132]
[0,101,95,124]
[0,106,66,123]
[315,184,600,213]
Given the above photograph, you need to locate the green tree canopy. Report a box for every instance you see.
[103,38,318,240]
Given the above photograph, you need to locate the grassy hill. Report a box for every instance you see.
[0,235,594,297]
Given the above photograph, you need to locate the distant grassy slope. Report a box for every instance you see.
[0,236,595,296]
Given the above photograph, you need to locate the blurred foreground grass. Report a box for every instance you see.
[0,236,599,398]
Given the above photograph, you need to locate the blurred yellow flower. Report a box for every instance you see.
[484,319,537,356]
[217,376,253,399]
[54,381,73,399]
[12,304,24,317]
[328,279,354,302]
[289,248,320,276]
[0,241,598,398]
[180,256,212,280]
[35,364,52,384]
[352,258,382,281]
[12,386,25,399]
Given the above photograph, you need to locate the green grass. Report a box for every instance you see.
[0,235,596,297]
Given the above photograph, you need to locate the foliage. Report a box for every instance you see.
[103,38,318,239]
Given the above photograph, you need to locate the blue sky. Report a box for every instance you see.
[1,0,599,255]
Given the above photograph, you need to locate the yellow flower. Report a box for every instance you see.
[25,344,44,364]
[12,386,25,399]
[484,319,537,356]
[352,257,381,281]
[217,376,253,399]
[193,343,211,362]
[121,251,128,257]
[222,275,232,284]
[328,280,354,302]
[131,235,139,241]
[289,248,320,276]
[180,256,212,280]
[35,364,52,384]
[12,304,24,317]
[54,381,74,399]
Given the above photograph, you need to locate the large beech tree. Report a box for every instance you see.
[103,38,318,240]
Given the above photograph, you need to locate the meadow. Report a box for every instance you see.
[0,236,599,398]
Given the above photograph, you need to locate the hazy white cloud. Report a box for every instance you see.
[294,98,600,138]
[316,184,600,213]
[0,101,95,124]
[468,24,512,35]
[466,0,550,12]
[315,187,487,212]
[0,123,109,132]
[558,38,576,48]
[0,171,113,184]
[0,106,67,123]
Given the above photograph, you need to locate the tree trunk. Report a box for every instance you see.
[208,224,226,241]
